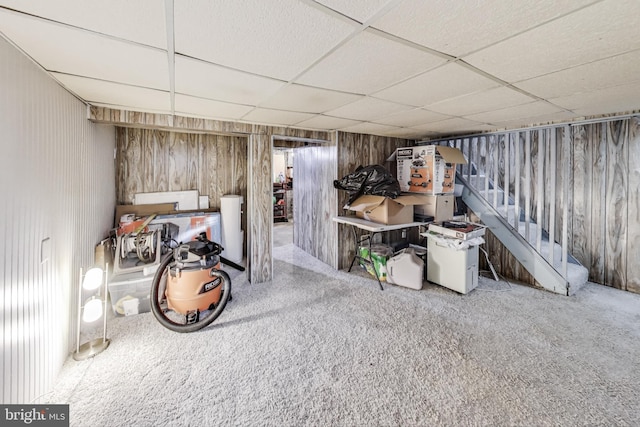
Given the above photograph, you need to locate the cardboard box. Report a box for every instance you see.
[394,145,467,195]
[114,203,177,227]
[347,194,425,225]
[149,212,222,244]
[413,194,455,222]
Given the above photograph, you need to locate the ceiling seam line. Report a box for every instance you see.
[0,6,168,52]
[165,0,176,121]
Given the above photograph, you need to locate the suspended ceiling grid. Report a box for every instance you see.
[1,0,639,139]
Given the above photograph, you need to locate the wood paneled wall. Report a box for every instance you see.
[97,106,332,284]
[115,128,247,208]
[115,128,248,254]
[336,132,413,269]
[467,118,640,294]
[293,141,338,268]
[571,118,639,293]
[247,131,271,283]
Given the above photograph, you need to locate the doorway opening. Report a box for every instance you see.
[271,136,329,251]
[272,146,293,248]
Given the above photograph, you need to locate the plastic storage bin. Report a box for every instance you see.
[108,272,153,316]
[386,248,424,290]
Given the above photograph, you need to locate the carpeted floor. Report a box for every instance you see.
[46,244,640,426]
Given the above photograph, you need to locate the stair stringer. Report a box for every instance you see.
[459,177,570,296]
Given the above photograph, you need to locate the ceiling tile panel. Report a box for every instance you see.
[464,0,640,83]
[313,0,396,24]
[242,108,317,126]
[490,111,579,130]
[295,29,446,94]
[427,87,535,117]
[465,101,565,124]
[51,73,171,112]
[325,97,414,121]
[374,62,501,107]
[174,0,357,81]
[514,50,640,99]
[410,117,493,135]
[175,94,254,120]
[0,0,167,48]
[175,56,286,106]
[0,10,169,89]
[338,122,403,137]
[372,108,451,127]
[294,115,362,130]
[371,0,595,57]
[549,82,640,117]
[259,84,363,113]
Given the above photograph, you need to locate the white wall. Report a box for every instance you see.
[273,151,286,183]
[0,36,116,404]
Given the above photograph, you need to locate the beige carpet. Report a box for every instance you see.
[46,243,640,426]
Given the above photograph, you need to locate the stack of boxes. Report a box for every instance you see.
[345,144,467,225]
[396,145,467,223]
[343,144,470,291]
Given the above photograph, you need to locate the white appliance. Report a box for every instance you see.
[427,235,479,294]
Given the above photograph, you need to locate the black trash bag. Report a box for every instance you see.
[333,164,401,204]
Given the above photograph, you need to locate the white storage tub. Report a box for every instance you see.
[386,248,424,290]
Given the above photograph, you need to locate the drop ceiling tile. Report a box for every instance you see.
[374,62,501,107]
[242,108,317,126]
[490,111,579,130]
[373,108,451,127]
[174,0,357,81]
[313,0,396,24]
[295,29,446,94]
[175,56,286,106]
[0,0,167,48]
[51,73,171,112]
[464,0,640,83]
[324,97,414,121]
[386,128,437,140]
[259,84,363,113]
[549,82,640,117]
[427,87,535,117]
[295,115,362,130]
[410,117,494,134]
[465,101,565,124]
[371,0,594,57]
[175,94,255,121]
[514,50,640,99]
[338,122,403,137]
[0,10,169,89]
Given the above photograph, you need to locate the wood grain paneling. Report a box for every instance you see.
[455,117,640,295]
[571,125,592,271]
[590,123,607,283]
[626,117,640,293]
[115,128,248,256]
[604,120,628,289]
[293,143,338,268]
[248,132,272,283]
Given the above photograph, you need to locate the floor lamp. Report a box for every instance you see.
[73,264,110,361]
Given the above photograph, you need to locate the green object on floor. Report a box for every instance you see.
[359,245,392,281]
